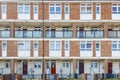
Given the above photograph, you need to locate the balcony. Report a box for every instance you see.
[76,30,104,38]
[108,30,120,38]
[14,30,42,38]
[46,30,73,38]
[0,30,10,38]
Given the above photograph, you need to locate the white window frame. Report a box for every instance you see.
[34,41,38,51]
[65,4,69,14]
[34,61,41,68]
[65,41,69,51]
[50,41,61,51]
[5,61,10,68]
[80,4,93,14]
[18,41,30,51]
[33,4,38,13]
[2,3,6,13]
[96,41,100,51]
[112,41,120,51]
[112,4,120,14]
[80,41,92,51]
[96,4,100,14]
[2,41,7,51]
[18,4,30,14]
[62,62,69,68]
[91,61,98,68]
[49,4,61,14]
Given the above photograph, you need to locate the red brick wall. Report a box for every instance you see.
[7,41,17,57]
[101,41,112,57]
[93,41,96,57]
[62,3,65,20]
[101,3,112,20]
[0,3,1,19]
[70,41,80,57]
[7,3,17,19]
[30,41,33,57]
[30,3,33,20]
[62,41,65,57]
[0,41,2,57]
[70,3,80,20]
[93,3,96,20]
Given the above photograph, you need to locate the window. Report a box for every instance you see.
[2,3,6,13]
[65,41,69,51]
[91,61,97,68]
[2,41,7,51]
[81,4,92,14]
[18,41,30,51]
[5,62,10,68]
[34,41,38,51]
[62,62,69,68]
[112,41,120,51]
[34,61,41,68]
[50,41,61,51]
[50,4,61,14]
[80,41,92,51]
[96,4,100,14]
[46,62,50,69]
[18,4,30,14]
[65,4,69,14]
[112,4,120,14]
[96,41,100,51]
[34,4,38,13]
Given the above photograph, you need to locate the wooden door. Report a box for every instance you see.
[108,62,112,74]
[51,61,56,74]
[23,61,28,74]
[79,61,84,74]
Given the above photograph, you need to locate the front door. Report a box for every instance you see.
[79,61,84,74]
[23,61,28,74]
[108,62,112,74]
[51,61,56,74]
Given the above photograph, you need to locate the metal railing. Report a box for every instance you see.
[14,30,42,38]
[46,30,73,38]
[0,30,10,38]
[108,30,120,38]
[76,30,104,38]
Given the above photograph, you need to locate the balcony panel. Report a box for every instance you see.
[33,31,42,38]
[76,31,86,38]
[55,31,63,38]
[63,31,72,38]
[0,31,10,38]
[23,31,32,38]
[86,31,94,38]
[94,31,104,38]
[108,31,117,38]
[15,31,23,38]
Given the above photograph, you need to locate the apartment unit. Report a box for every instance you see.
[0,0,120,79]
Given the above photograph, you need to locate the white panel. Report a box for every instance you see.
[84,61,91,74]
[96,14,101,20]
[18,14,30,20]
[65,14,69,20]
[18,51,30,57]
[49,51,61,57]
[80,14,92,20]
[112,51,120,57]
[34,51,38,57]
[2,13,6,19]
[112,62,119,74]
[65,51,69,57]
[112,14,120,20]
[4,68,10,74]
[80,51,92,57]
[96,51,101,57]
[15,62,22,74]
[2,51,7,57]
[34,13,38,20]
[49,14,61,20]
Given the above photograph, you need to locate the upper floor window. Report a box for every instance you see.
[2,41,7,51]
[80,41,92,51]
[2,3,6,13]
[65,41,69,51]
[81,4,92,14]
[112,41,120,51]
[96,41,100,51]
[34,41,38,51]
[34,61,41,68]
[49,4,61,14]
[65,4,69,14]
[18,4,30,14]
[50,41,61,51]
[112,4,120,14]
[34,4,38,13]
[96,4,100,14]
[18,41,30,51]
